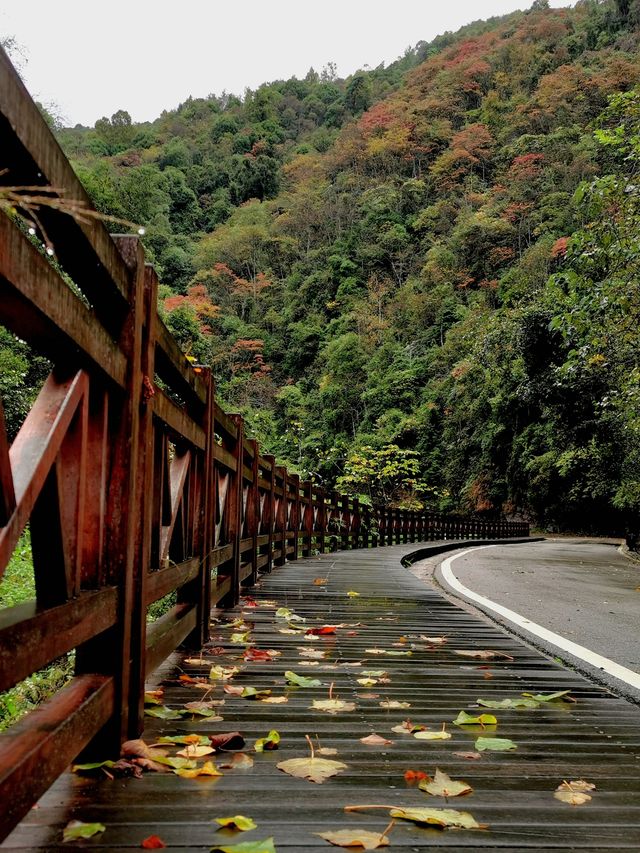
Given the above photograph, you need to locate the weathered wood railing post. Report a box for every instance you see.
[264,454,276,572]
[274,465,287,566]
[246,438,260,586]
[317,486,327,554]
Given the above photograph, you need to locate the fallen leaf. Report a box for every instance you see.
[453,650,514,661]
[315,829,389,849]
[452,751,482,760]
[144,705,184,720]
[306,625,338,636]
[297,648,326,659]
[419,768,472,797]
[176,744,215,758]
[141,836,167,849]
[209,666,240,681]
[356,693,380,700]
[224,685,271,700]
[554,779,595,805]
[391,720,425,734]
[360,734,393,746]
[453,711,497,727]
[414,725,451,741]
[210,838,277,852]
[420,635,447,645]
[160,734,208,746]
[62,821,106,842]
[285,670,322,688]
[404,769,428,782]
[357,678,378,687]
[244,649,280,663]
[344,805,481,830]
[318,747,338,756]
[477,697,539,709]
[230,632,252,645]
[254,730,280,752]
[379,700,410,709]
[312,698,357,714]
[362,670,386,677]
[183,703,223,719]
[261,696,288,704]
[298,660,320,667]
[522,690,576,703]
[277,756,347,783]
[475,736,517,751]
[121,739,168,761]
[278,627,303,635]
[214,816,257,831]
[144,690,163,705]
[209,732,245,752]
[219,753,254,770]
[174,760,222,778]
[346,591,361,597]
[314,577,329,585]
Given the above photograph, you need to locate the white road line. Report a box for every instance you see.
[440,546,640,691]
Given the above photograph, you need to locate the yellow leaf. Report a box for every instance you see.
[277,756,347,784]
[315,828,390,849]
[419,768,472,797]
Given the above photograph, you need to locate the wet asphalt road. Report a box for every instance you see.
[412,539,640,704]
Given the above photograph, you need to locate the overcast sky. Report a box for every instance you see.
[1,0,573,127]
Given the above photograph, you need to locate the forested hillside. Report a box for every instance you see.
[36,0,640,532]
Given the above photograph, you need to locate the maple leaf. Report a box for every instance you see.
[62,821,106,842]
[214,815,257,831]
[315,828,390,849]
[419,768,472,797]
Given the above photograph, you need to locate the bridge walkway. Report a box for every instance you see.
[3,541,640,851]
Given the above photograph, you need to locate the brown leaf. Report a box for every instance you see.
[554,780,595,805]
[453,751,482,760]
[315,829,390,849]
[453,650,514,661]
[314,577,329,585]
[277,756,347,783]
[360,734,393,746]
[209,732,245,752]
[121,739,167,761]
[219,753,254,770]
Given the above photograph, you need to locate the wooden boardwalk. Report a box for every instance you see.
[3,541,640,851]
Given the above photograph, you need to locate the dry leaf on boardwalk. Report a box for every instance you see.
[360,734,393,746]
[554,780,595,805]
[315,828,390,849]
[419,768,472,797]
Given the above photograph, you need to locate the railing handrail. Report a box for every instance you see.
[0,46,529,843]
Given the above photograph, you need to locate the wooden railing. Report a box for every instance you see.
[0,48,529,841]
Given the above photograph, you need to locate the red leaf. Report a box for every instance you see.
[209,731,245,751]
[141,836,166,849]
[306,625,337,636]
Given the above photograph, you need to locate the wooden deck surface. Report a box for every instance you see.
[3,541,640,851]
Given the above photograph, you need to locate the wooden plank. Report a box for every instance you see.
[145,557,200,605]
[0,49,129,320]
[0,674,113,843]
[213,442,237,472]
[210,543,234,568]
[0,397,15,526]
[153,389,206,450]
[154,319,207,406]
[0,218,127,387]
[159,449,191,565]
[211,573,231,606]
[0,588,117,692]
[145,604,197,675]
[213,402,238,441]
[0,370,87,576]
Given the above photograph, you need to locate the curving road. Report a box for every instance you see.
[410,539,640,705]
